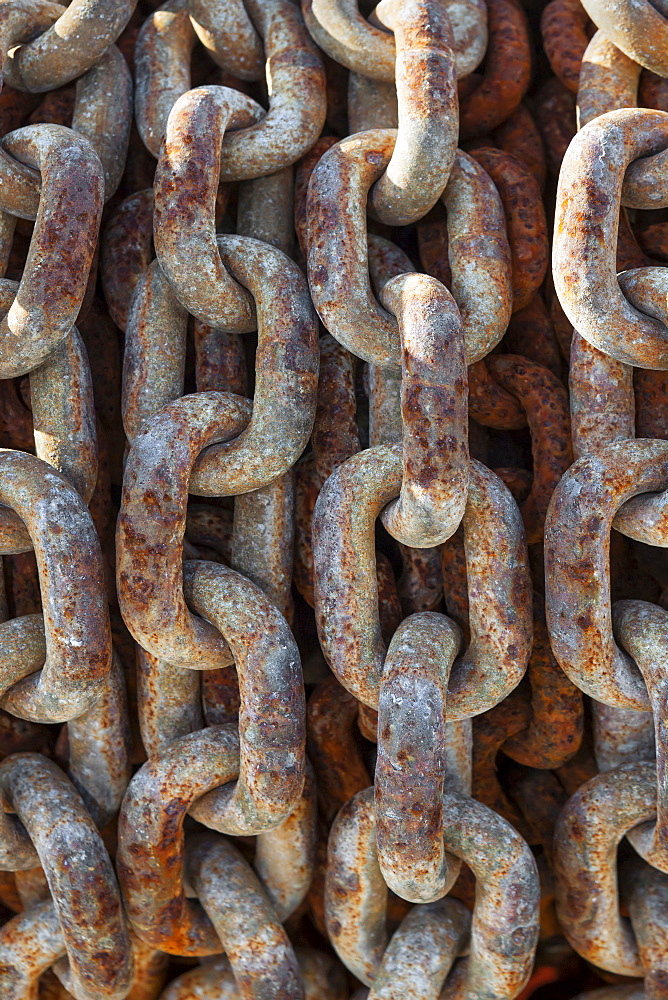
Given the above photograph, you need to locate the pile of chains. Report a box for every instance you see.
[0,0,666,996]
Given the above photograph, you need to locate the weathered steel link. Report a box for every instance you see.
[118,725,314,954]
[0,0,135,95]
[554,108,668,369]
[189,0,264,80]
[314,450,531,713]
[545,439,668,710]
[0,125,103,377]
[0,450,111,723]
[302,0,487,81]
[580,0,668,78]
[0,754,132,999]
[308,139,511,369]
[326,787,539,995]
[137,0,326,165]
[375,613,471,903]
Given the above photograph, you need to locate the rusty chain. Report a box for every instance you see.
[0,0,664,997]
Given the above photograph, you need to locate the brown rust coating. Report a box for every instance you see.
[0,450,111,723]
[28,84,75,128]
[0,274,98,502]
[467,359,527,430]
[591,699,653,777]
[294,136,339,259]
[635,221,668,261]
[117,725,241,955]
[122,239,319,493]
[639,68,668,111]
[189,0,264,81]
[0,86,40,134]
[307,131,399,369]
[553,761,658,977]
[375,613,464,904]
[417,208,451,289]
[159,947,346,999]
[635,368,668,440]
[251,763,317,921]
[367,898,469,1000]
[553,108,668,369]
[503,613,584,769]
[613,600,668,870]
[141,0,326,171]
[458,0,531,139]
[218,0,326,181]
[0,754,132,999]
[2,0,136,94]
[397,544,443,614]
[535,76,577,176]
[302,0,487,81]
[294,452,320,608]
[505,765,567,861]
[71,45,132,201]
[312,334,360,484]
[117,392,250,668]
[237,166,295,257]
[185,834,304,999]
[181,559,305,836]
[569,331,634,460]
[0,898,65,999]
[137,648,202,758]
[66,652,130,829]
[441,150,512,364]
[377,272,469,547]
[576,31,640,130]
[469,148,548,314]
[493,104,547,192]
[471,691,532,837]
[231,472,295,616]
[153,86,263,332]
[121,259,188,443]
[194,323,248,398]
[307,675,371,825]
[134,0,195,158]
[504,293,563,379]
[622,859,668,998]
[616,210,653,270]
[313,448,532,715]
[29,327,98,503]
[363,0,459,228]
[159,956,239,999]
[308,140,510,368]
[545,439,668,710]
[0,379,35,451]
[188,237,319,495]
[485,354,573,544]
[0,124,103,378]
[347,72,397,134]
[325,787,538,995]
[101,189,154,332]
[580,0,668,77]
[492,468,532,505]
[540,0,591,93]
[296,947,348,1000]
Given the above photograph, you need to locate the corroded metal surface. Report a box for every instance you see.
[0,3,666,997]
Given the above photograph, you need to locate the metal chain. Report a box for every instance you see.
[0,0,664,996]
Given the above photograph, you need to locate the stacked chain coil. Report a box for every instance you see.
[0,0,665,996]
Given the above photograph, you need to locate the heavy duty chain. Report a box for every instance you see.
[0,0,665,997]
